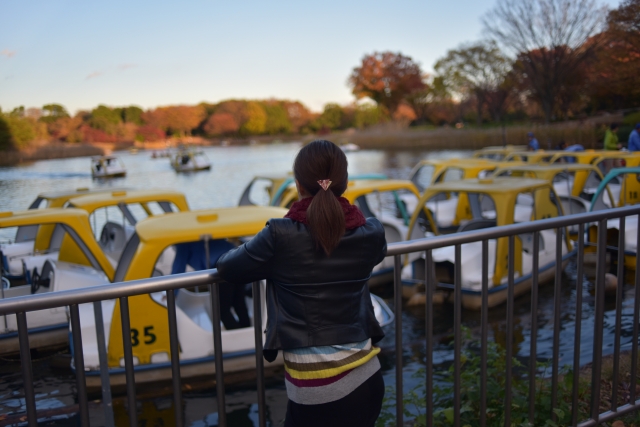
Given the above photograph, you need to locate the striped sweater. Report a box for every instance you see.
[283,339,381,405]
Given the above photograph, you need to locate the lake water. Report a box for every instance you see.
[0,143,637,426]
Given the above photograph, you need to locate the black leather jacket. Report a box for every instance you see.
[216,217,387,361]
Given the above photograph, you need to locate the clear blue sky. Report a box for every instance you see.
[0,0,620,114]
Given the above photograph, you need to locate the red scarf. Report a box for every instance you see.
[284,196,366,230]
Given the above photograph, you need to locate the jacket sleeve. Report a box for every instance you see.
[371,218,388,266]
[215,222,275,284]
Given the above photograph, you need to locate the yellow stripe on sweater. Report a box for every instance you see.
[284,347,380,380]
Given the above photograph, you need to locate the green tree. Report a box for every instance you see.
[10,106,25,117]
[239,102,267,135]
[40,104,70,124]
[4,116,37,148]
[89,105,122,134]
[313,103,345,130]
[262,103,292,134]
[0,115,14,150]
[115,106,143,125]
[434,42,512,125]
[354,104,385,128]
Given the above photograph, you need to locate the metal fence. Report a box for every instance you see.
[1,204,640,427]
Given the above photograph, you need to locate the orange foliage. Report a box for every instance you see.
[47,115,84,141]
[143,105,205,135]
[136,125,165,142]
[80,125,118,143]
[392,103,417,124]
[349,52,426,114]
[204,113,240,136]
[280,101,314,132]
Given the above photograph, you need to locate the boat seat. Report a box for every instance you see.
[518,232,545,253]
[457,219,497,232]
[15,225,39,243]
[176,289,216,330]
[99,222,128,258]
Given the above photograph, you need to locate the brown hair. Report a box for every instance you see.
[293,140,348,255]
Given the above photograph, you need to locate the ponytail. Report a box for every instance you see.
[293,140,348,255]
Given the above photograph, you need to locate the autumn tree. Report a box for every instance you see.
[348,52,426,115]
[262,102,292,134]
[312,104,345,131]
[353,104,386,128]
[40,104,69,123]
[434,42,512,125]
[281,101,314,133]
[203,113,239,136]
[144,105,206,136]
[47,115,84,141]
[406,76,460,125]
[89,105,122,135]
[113,106,144,125]
[484,0,606,122]
[587,0,640,110]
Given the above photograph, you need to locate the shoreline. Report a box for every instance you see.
[0,122,606,166]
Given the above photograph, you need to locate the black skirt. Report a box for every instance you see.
[284,370,384,427]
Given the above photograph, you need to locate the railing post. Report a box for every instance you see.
[425,250,434,427]
[529,231,540,424]
[93,301,115,427]
[611,216,625,412]
[454,245,461,427]
[166,290,183,427]
[119,297,138,427]
[572,224,585,427]
[252,281,266,427]
[505,236,515,427]
[590,220,608,423]
[393,255,403,427]
[69,304,90,426]
[631,214,640,404]
[17,312,37,427]
[480,240,489,427]
[209,281,227,427]
[551,228,563,422]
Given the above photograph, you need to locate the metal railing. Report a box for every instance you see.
[1,204,640,426]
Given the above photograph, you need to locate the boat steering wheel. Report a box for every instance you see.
[31,268,40,294]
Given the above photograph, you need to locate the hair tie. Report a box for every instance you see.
[317,179,332,191]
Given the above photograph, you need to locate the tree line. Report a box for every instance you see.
[1,0,638,150]
[349,0,640,128]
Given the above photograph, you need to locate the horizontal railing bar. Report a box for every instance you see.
[386,204,640,256]
[0,269,219,315]
[577,400,640,427]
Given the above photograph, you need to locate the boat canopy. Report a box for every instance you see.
[409,158,524,192]
[29,187,130,209]
[117,206,288,281]
[503,150,559,163]
[547,150,640,166]
[419,177,551,195]
[0,208,115,279]
[590,167,640,211]
[342,179,419,202]
[68,189,189,215]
